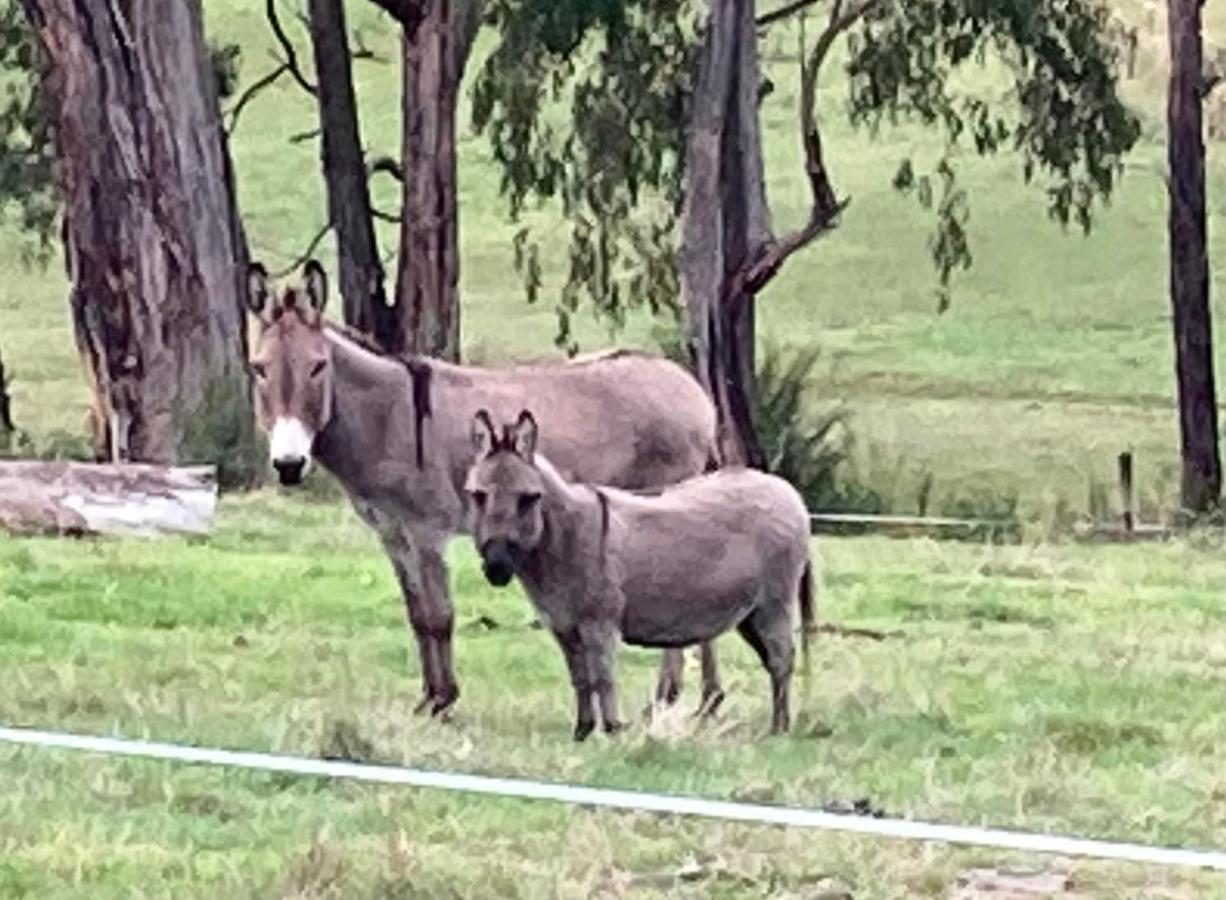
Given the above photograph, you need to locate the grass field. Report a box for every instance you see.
[0,1,1224,897]
[1,494,1223,897]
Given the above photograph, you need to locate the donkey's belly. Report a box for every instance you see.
[619,591,759,648]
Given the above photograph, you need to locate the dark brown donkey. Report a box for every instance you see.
[246,259,723,715]
[466,410,816,739]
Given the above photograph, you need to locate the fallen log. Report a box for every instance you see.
[0,461,217,538]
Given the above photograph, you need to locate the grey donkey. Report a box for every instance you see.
[245,259,725,716]
[465,409,816,739]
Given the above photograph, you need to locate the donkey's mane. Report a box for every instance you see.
[322,320,433,469]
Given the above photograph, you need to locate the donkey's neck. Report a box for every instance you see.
[519,457,606,592]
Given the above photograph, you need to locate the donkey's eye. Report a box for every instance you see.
[249,362,267,380]
[470,490,488,510]
[517,493,541,515]
[309,360,327,378]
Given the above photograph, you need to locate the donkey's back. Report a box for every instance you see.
[607,468,811,648]
[436,351,716,489]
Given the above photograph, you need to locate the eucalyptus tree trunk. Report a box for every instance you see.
[1166,0,1220,514]
[396,0,461,361]
[307,0,396,349]
[21,0,253,466]
[681,0,771,468]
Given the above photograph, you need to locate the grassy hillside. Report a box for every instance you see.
[3,1,1225,521]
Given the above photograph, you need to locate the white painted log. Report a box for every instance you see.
[0,461,217,538]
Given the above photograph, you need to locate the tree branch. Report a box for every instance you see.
[289,127,322,144]
[272,222,332,278]
[757,0,821,28]
[739,0,881,295]
[1203,72,1223,101]
[225,63,289,135]
[372,208,402,223]
[266,0,317,95]
[367,155,405,182]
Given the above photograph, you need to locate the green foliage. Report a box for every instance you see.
[752,343,886,519]
[209,41,242,102]
[473,0,700,354]
[0,0,57,265]
[478,0,1142,336]
[177,374,264,492]
[848,0,1142,310]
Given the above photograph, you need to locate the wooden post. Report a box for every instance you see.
[1118,450,1135,535]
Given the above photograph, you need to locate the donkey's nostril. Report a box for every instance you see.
[273,457,307,485]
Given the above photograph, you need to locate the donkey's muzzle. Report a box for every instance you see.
[479,539,520,587]
[273,456,307,485]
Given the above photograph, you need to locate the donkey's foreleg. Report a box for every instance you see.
[553,629,595,741]
[580,619,624,735]
[385,554,439,713]
[417,543,459,716]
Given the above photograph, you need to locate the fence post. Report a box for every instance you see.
[1117,450,1135,535]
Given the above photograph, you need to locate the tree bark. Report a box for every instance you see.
[1167,0,1221,514]
[306,0,397,348]
[395,0,461,361]
[682,0,773,468]
[22,0,253,466]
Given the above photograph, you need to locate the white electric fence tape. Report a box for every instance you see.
[2,725,1224,872]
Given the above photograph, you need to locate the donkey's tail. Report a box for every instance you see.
[798,558,815,676]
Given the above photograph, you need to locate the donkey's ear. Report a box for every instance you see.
[511,410,538,461]
[246,261,271,317]
[302,259,328,315]
[471,409,497,457]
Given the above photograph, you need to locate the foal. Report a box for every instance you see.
[465,409,815,739]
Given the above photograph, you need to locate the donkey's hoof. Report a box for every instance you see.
[603,719,626,736]
[695,689,726,719]
[573,720,596,742]
[413,693,435,716]
[430,686,460,718]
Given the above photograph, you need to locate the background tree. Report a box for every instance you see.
[20,0,257,474]
[1166,0,1220,515]
[303,0,397,346]
[262,0,483,359]
[474,0,1141,465]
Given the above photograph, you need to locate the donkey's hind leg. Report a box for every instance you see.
[655,649,685,706]
[697,642,726,717]
[736,607,796,735]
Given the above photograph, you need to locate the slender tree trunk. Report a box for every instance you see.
[22,0,253,465]
[1166,0,1220,514]
[307,0,396,349]
[395,0,461,361]
[0,341,14,441]
[682,0,771,467]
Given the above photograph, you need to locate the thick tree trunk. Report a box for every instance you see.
[682,0,771,468]
[395,0,461,361]
[22,0,253,466]
[1166,0,1221,514]
[307,0,396,349]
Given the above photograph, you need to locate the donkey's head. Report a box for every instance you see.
[465,409,545,587]
[246,259,334,486]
